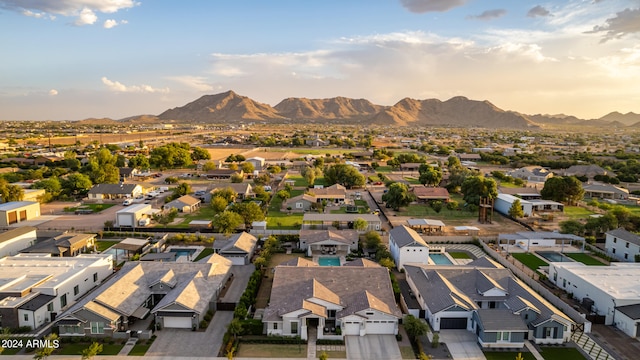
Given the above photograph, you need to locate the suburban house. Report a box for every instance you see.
[509,166,553,182]
[307,184,347,204]
[406,219,446,235]
[389,225,430,271]
[164,195,201,213]
[115,204,156,228]
[583,183,630,201]
[20,232,96,257]
[87,183,143,200]
[563,164,610,179]
[400,163,422,172]
[410,186,450,202]
[0,226,38,258]
[298,229,359,257]
[494,194,564,217]
[458,153,482,161]
[245,157,265,170]
[405,259,573,347]
[55,254,232,337]
[497,232,585,253]
[283,194,316,212]
[548,262,640,337]
[118,167,139,180]
[302,214,381,232]
[263,259,402,340]
[0,254,113,330]
[498,187,542,201]
[605,228,640,262]
[210,183,254,201]
[204,169,243,180]
[214,232,258,265]
[0,201,40,227]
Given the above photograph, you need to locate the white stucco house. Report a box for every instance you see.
[389,225,429,271]
[605,228,640,262]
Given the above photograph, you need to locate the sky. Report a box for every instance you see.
[1,0,640,121]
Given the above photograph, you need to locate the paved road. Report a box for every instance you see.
[345,335,402,360]
[146,311,234,357]
[36,202,124,232]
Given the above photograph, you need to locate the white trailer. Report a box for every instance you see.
[494,193,533,217]
[116,204,152,228]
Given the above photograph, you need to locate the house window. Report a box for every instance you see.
[625,253,629,260]
[562,279,566,287]
[613,238,617,243]
[273,323,278,330]
[47,303,54,312]
[93,273,98,282]
[74,285,80,296]
[489,301,496,309]
[626,243,630,248]
[60,294,67,308]
[291,322,298,334]
[545,327,553,338]
[24,314,29,321]
[524,313,529,320]
[90,322,105,334]
[613,249,616,254]
[502,332,510,341]
[328,310,336,318]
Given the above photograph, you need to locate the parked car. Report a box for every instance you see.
[123,199,133,206]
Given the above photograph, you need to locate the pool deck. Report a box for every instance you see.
[165,245,205,262]
[313,255,346,265]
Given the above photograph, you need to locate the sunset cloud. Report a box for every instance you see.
[101,77,169,94]
[399,0,469,13]
[0,0,138,26]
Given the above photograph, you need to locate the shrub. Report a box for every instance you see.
[200,320,209,329]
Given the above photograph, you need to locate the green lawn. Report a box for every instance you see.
[193,248,215,261]
[236,343,307,358]
[399,204,475,219]
[56,342,124,356]
[511,253,549,271]
[128,342,152,356]
[286,175,308,187]
[538,347,588,359]
[485,352,536,360]
[405,177,421,185]
[375,165,393,173]
[449,251,472,259]
[564,206,595,220]
[96,240,119,252]
[64,203,115,213]
[267,189,304,229]
[619,204,640,216]
[565,252,607,266]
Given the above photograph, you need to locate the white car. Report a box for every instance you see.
[123,199,133,206]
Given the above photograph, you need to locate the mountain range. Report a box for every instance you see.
[92,90,640,129]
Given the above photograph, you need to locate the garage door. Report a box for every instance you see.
[365,320,394,334]
[163,316,192,328]
[440,317,467,329]
[7,211,17,225]
[343,321,360,336]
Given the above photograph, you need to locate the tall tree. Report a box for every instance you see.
[382,182,415,211]
[323,164,365,189]
[541,176,584,205]
[128,154,150,170]
[212,211,243,235]
[508,199,525,218]
[404,315,429,341]
[61,173,93,196]
[84,147,119,184]
[461,176,498,206]
[418,164,443,187]
[191,147,211,161]
[301,166,316,187]
[230,202,265,227]
[210,196,229,214]
[353,217,368,232]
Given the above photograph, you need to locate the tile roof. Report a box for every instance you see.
[219,232,258,254]
[411,186,450,199]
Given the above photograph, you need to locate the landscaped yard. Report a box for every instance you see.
[286,175,308,187]
[449,251,472,259]
[56,342,124,356]
[537,346,587,359]
[128,340,153,356]
[236,343,307,358]
[267,190,304,229]
[64,203,115,213]
[563,206,596,220]
[484,351,536,360]
[565,252,607,266]
[399,345,415,359]
[511,253,549,271]
[174,206,217,228]
[193,248,215,261]
[96,240,119,252]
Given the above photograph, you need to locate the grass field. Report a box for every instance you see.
[193,248,215,261]
[56,343,124,356]
[236,343,307,357]
[267,189,304,229]
[128,342,152,356]
[375,166,393,173]
[564,206,596,220]
[511,253,549,271]
[565,252,607,266]
[398,196,475,219]
[449,251,472,259]
[484,352,536,360]
[286,175,308,187]
[96,240,119,252]
[538,347,588,359]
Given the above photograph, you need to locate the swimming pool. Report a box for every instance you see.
[318,257,341,266]
[169,248,197,258]
[102,248,128,259]
[536,251,574,262]
[429,253,453,265]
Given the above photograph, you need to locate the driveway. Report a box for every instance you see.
[146,310,234,357]
[220,264,255,303]
[438,330,486,360]
[345,335,402,360]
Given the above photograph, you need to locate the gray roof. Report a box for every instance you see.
[498,231,584,242]
[303,213,381,222]
[477,309,528,331]
[405,263,572,328]
[165,195,201,209]
[299,229,359,245]
[18,294,55,311]
[583,183,628,195]
[607,228,640,246]
[0,226,37,244]
[389,225,428,248]
[616,304,640,320]
[87,183,139,195]
[264,261,401,322]
[20,232,95,255]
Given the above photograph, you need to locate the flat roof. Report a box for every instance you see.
[116,204,151,214]
[552,262,640,300]
[0,201,38,211]
[302,213,381,222]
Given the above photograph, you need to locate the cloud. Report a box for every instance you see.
[588,8,640,41]
[103,19,126,28]
[467,9,507,21]
[527,5,551,18]
[399,0,469,13]
[167,76,214,92]
[0,0,138,26]
[49,89,58,96]
[101,77,169,94]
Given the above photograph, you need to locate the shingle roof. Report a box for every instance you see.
[607,228,640,246]
[87,183,138,195]
[477,309,528,331]
[219,232,257,254]
[389,225,428,248]
[616,304,640,320]
[0,226,37,244]
[299,229,359,245]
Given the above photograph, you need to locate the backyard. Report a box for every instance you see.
[511,253,549,271]
[96,240,119,252]
[565,252,607,266]
[267,190,304,229]
[563,206,596,220]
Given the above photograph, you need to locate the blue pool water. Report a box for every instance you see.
[536,251,574,262]
[318,257,341,266]
[429,253,453,265]
[169,249,197,257]
[103,248,128,259]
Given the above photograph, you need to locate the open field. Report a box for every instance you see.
[205,147,253,161]
[563,206,596,220]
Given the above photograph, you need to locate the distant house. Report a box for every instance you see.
[605,228,640,262]
[87,183,143,200]
[410,186,449,202]
[583,183,629,201]
[210,183,254,201]
[509,166,553,182]
[302,214,381,232]
[563,164,610,179]
[498,187,541,201]
[22,189,46,202]
[21,232,96,257]
[263,259,401,340]
[305,135,328,147]
[55,255,232,336]
[164,195,201,213]
[307,184,347,204]
[406,259,574,347]
[34,156,64,166]
[214,232,258,265]
[298,229,359,257]
[494,194,563,217]
[245,157,265,171]
[0,226,38,258]
[0,201,40,227]
[400,163,422,172]
[388,225,430,270]
[458,153,482,161]
[204,169,243,180]
[118,167,139,180]
[283,194,316,212]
